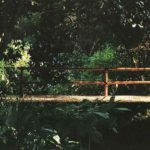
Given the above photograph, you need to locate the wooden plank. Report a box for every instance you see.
[2,95,150,103]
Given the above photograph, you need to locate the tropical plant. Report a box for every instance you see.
[0,99,130,150]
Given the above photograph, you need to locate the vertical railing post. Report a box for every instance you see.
[19,67,24,97]
[104,68,108,96]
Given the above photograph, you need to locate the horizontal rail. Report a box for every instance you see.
[107,81,150,85]
[109,68,150,71]
[1,67,150,71]
[64,68,150,72]
[72,81,150,85]
[66,67,150,71]
[71,81,105,85]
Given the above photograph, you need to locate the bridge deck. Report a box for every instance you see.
[2,95,150,103]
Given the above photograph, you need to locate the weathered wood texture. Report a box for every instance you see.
[2,95,150,103]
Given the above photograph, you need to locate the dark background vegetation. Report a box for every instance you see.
[0,0,149,95]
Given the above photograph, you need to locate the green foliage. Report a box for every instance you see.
[1,0,149,63]
[4,40,31,67]
[15,12,42,32]
[0,0,149,95]
[86,44,118,68]
[0,61,9,95]
[0,100,130,149]
[0,126,17,145]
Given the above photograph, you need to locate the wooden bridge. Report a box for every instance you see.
[1,67,150,102]
[3,95,150,103]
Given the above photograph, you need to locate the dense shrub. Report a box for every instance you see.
[0,100,130,150]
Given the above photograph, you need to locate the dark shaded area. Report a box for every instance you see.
[97,103,150,150]
[0,101,150,149]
